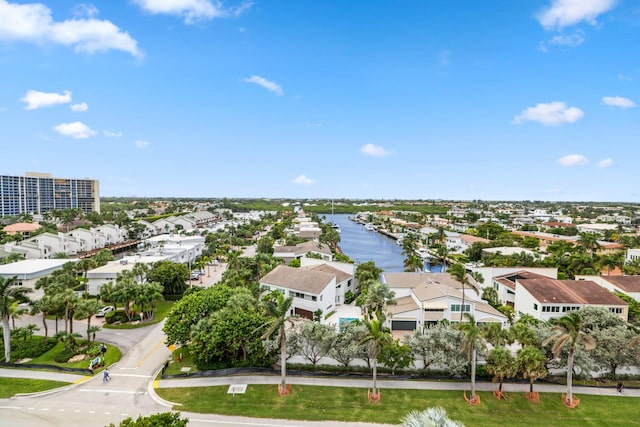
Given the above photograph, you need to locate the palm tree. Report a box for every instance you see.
[459,313,482,403]
[360,317,392,401]
[260,291,294,395]
[76,258,97,292]
[0,276,32,362]
[485,346,516,397]
[449,263,471,322]
[9,301,27,329]
[577,233,601,259]
[358,280,396,321]
[74,299,102,341]
[542,312,596,406]
[516,346,548,397]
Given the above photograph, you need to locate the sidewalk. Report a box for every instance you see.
[0,367,88,384]
[156,374,640,398]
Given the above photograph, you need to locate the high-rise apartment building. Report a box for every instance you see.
[0,172,100,217]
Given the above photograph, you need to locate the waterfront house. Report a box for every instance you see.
[575,274,640,303]
[273,241,333,264]
[381,272,508,336]
[259,264,337,320]
[300,258,356,305]
[514,277,628,322]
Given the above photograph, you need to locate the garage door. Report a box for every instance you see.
[295,308,313,320]
[392,320,417,331]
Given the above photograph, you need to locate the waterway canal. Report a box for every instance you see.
[328,214,444,273]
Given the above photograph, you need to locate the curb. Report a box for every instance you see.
[13,374,93,399]
[148,361,182,408]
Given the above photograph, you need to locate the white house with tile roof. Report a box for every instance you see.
[273,241,333,264]
[514,277,628,322]
[259,264,337,320]
[575,275,640,303]
[381,272,508,336]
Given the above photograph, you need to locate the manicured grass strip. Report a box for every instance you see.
[0,378,69,398]
[104,300,175,329]
[27,341,121,370]
[156,385,640,427]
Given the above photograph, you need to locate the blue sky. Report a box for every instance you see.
[1,0,638,202]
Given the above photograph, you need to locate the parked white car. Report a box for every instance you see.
[95,306,115,317]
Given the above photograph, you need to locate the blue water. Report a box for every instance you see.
[327,214,443,273]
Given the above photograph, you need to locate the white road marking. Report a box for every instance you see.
[112,373,152,378]
[58,409,64,412]
[80,389,146,395]
[0,406,21,410]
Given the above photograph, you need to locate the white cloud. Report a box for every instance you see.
[292,175,315,186]
[53,121,96,139]
[0,106,6,112]
[104,130,123,137]
[597,158,614,168]
[134,140,150,149]
[548,32,585,47]
[360,144,390,157]
[618,73,632,81]
[557,154,589,166]
[537,0,616,30]
[72,3,99,18]
[512,101,584,126]
[21,89,71,110]
[133,0,252,24]
[0,0,141,56]
[70,102,88,112]
[602,96,636,109]
[243,75,283,96]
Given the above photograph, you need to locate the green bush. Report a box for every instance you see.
[7,338,57,360]
[53,348,81,363]
[105,310,128,324]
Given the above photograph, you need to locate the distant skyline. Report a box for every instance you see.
[1,0,638,202]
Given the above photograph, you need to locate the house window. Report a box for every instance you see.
[451,304,470,312]
[533,303,538,311]
[610,307,623,314]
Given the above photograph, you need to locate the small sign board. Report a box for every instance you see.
[227,384,247,396]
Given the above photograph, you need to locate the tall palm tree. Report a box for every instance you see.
[577,233,601,259]
[74,299,102,341]
[459,313,482,403]
[449,263,471,322]
[542,312,596,406]
[260,291,294,395]
[0,276,32,362]
[360,317,392,400]
[76,258,97,292]
[358,280,396,321]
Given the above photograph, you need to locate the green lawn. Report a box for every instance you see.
[28,341,121,371]
[0,378,69,398]
[104,300,174,330]
[156,385,640,426]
